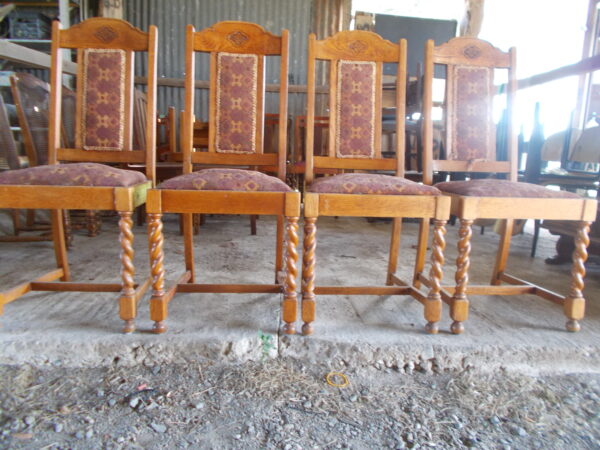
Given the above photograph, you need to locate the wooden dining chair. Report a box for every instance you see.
[10,72,100,239]
[421,37,597,334]
[145,22,301,334]
[0,17,158,333]
[300,30,451,336]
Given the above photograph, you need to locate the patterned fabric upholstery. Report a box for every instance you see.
[435,179,581,198]
[215,53,257,154]
[0,163,147,187]
[309,173,441,195]
[158,168,291,192]
[450,66,494,161]
[82,49,126,151]
[336,61,376,158]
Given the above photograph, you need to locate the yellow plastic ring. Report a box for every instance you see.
[326,371,349,388]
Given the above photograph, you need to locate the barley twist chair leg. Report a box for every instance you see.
[301,217,317,336]
[450,219,473,335]
[87,210,100,237]
[425,220,446,334]
[63,210,73,249]
[564,221,591,332]
[148,213,167,334]
[119,211,136,333]
[282,216,299,335]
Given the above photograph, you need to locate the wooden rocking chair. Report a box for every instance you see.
[420,37,597,333]
[145,22,301,334]
[0,17,158,333]
[300,30,451,335]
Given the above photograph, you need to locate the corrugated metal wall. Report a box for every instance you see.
[125,0,311,121]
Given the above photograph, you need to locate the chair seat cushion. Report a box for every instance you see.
[308,173,441,195]
[158,168,291,192]
[0,163,148,187]
[434,179,581,198]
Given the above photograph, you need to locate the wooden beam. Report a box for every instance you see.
[517,54,600,90]
[0,40,78,75]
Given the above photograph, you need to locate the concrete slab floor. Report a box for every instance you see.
[0,210,598,374]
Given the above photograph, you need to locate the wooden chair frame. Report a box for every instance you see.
[300,31,451,336]
[0,18,158,333]
[146,22,301,334]
[420,37,597,334]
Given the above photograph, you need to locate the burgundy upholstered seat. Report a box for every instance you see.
[0,162,147,187]
[158,168,291,192]
[434,179,581,199]
[308,173,441,195]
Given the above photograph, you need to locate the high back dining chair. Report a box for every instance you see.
[422,37,597,334]
[0,17,158,333]
[11,72,102,239]
[300,30,451,336]
[0,93,53,243]
[145,21,301,334]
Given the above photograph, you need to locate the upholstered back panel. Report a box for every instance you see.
[215,52,258,154]
[80,49,126,151]
[448,65,495,161]
[336,60,376,158]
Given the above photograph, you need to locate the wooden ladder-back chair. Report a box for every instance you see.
[300,30,451,336]
[421,37,597,334]
[146,21,301,334]
[10,72,99,239]
[0,17,158,333]
[0,94,38,242]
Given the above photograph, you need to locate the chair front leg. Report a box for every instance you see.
[301,217,317,336]
[282,216,299,335]
[564,221,591,332]
[425,219,446,334]
[119,211,136,333]
[450,219,473,335]
[148,213,167,334]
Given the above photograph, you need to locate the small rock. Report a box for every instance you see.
[84,416,94,424]
[303,401,312,409]
[193,402,205,410]
[129,397,140,409]
[75,430,85,439]
[23,416,35,426]
[150,423,167,433]
[152,366,161,375]
[97,389,105,398]
[284,423,294,431]
[463,437,477,447]
[53,423,63,433]
[489,416,501,425]
[234,434,242,440]
[85,429,94,439]
[117,437,125,443]
[108,398,117,407]
[284,444,292,450]
[349,394,358,402]
[511,426,527,437]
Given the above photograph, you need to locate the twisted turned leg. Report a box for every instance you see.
[87,210,100,237]
[301,217,317,336]
[148,213,167,334]
[63,210,73,249]
[564,221,591,332]
[282,216,299,334]
[119,212,136,333]
[450,219,473,335]
[424,220,446,334]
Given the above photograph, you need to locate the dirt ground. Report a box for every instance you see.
[1,358,599,449]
